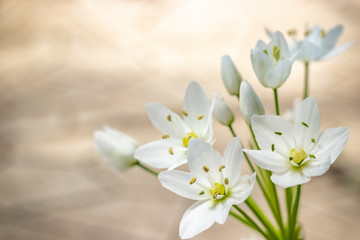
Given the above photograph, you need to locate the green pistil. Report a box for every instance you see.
[273,45,280,61]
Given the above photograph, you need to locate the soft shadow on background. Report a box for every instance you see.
[0,0,359,239]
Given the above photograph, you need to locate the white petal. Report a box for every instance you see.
[269,31,290,58]
[244,149,290,172]
[221,55,242,96]
[187,138,222,177]
[183,82,211,136]
[231,172,257,204]
[295,41,321,61]
[293,97,320,151]
[302,158,331,177]
[265,60,292,88]
[311,127,349,164]
[211,200,233,224]
[146,103,189,139]
[271,169,311,188]
[134,140,186,169]
[319,25,343,57]
[223,137,243,183]
[158,170,209,200]
[321,41,354,60]
[239,80,265,125]
[179,200,215,239]
[250,49,273,88]
[251,115,294,157]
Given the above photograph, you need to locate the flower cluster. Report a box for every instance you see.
[94,23,351,240]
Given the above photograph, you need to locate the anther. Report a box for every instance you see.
[271,144,275,152]
[162,134,170,139]
[311,138,316,143]
[287,29,297,36]
[168,147,174,155]
[199,191,205,195]
[218,165,225,172]
[167,114,172,122]
[182,110,188,117]
[274,132,282,136]
[302,122,309,128]
[189,177,197,185]
[202,166,209,173]
[309,154,316,159]
[212,192,219,199]
[321,29,326,38]
[263,49,268,55]
[224,178,229,185]
[197,114,204,120]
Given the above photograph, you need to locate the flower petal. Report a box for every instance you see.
[293,97,320,151]
[222,137,243,183]
[265,60,292,88]
[146,103,190,139]
[320,25,343,57]
[251,115,294,157]
[183,82,211,137]
[269,31,290,59]
[271,169,311,188]
[244,149,290,173]
[321,41,354,60]
[231,172,257,204]
[187,138,222,178]
[302,157,331,177]
[250,49,273,87]
[158,170,209,200]
[311,127,349,164]
[179,200,215,239]
[134,139,186,169]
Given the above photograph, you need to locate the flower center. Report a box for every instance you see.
[183,132,198,147]
[289,148,307,165]
[210,183,226,199]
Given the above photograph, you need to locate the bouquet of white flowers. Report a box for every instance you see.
[94,24,352,240]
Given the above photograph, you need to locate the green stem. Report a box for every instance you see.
[232,205,269,239]
[249,125,260,150]
[228,124,237,138]
[245,197,280,240]
[289,185,302,239]
[135,161,159,176]
[303,61,309,99]
[273,88,280,115]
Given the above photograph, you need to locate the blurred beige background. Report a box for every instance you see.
[1,0,359,239]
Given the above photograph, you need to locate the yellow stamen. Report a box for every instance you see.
[162,134,170,139]
[321,29,326,38]
[199,191,205,195]
[182,110,188,117]
[166,114,172,122]
[197,114,204,120]
[305,29,311,36]
[218,165,225,172]
[168,147,174,155]
[202,166,209,173]
[287,29,297,36]
[189,177,197,185]
[273,45,280,61]
[290,148,307,165]
[224,178,229,185]
[210,183,226,199]
[182,132,198,147]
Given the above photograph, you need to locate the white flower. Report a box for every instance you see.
[221,55,242,96]
[291,25,354,61]
[134,81,214,170]
[244,97,349,188]
[239,80,265,125]
[282,98,301,124]
[212,92,234,126]
[251,31,298,89]
[158,137,256,239]
[94,126,138,171]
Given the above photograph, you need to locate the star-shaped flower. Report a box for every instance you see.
[158,137,256,239]
[244,97,349,188]
[251,31,298,89]
[134,81,214,169]
[291,24,354,61]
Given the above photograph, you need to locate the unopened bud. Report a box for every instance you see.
[221,55,242,96]
[212,92,234,126]
[240,80,265,125]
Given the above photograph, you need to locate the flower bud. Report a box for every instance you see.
[221,55,242,96]
[239,80,265,125]
[94,126,138,172]
[212,92,234,126]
